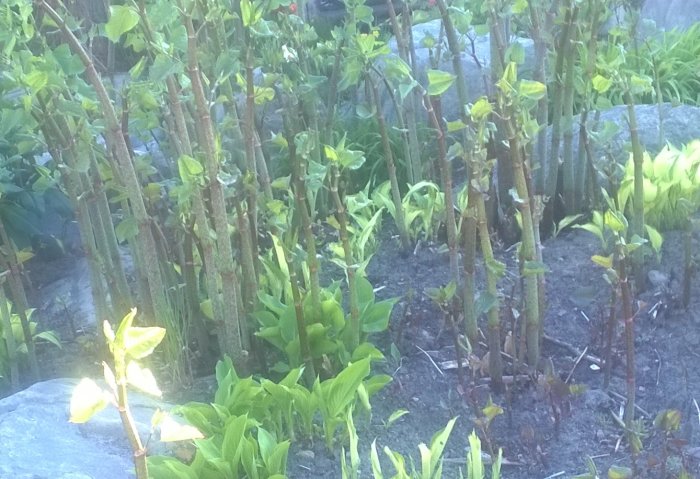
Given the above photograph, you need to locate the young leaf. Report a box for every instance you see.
[123,326,166,359]
[591,254,614,269]
[126,361,162,397]
[105,5,140,43]
[69,378,109,423]
[159,414,205,442]
[427,70,456,96]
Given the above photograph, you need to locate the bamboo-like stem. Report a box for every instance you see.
[574,1,603,210]
[528,0,550,193]
[477,198,503,391]
[384,0,421,183]
[619,254,636,440]
[545,1,576,204]
[624,91,646,290]
[34,102,116,330]
[282,106,322,313]
[367,74,411,252]
[283,245,316,385]
[181,10,247,370]
[561,12,578,212]
[113,354,148,479]
[489,6,541,368]
[421,91,460,287]
[243,42,260,269]
[330,166,360,350]
[434,0,479,344]
[37,0,170,332]
[0,219,39,381]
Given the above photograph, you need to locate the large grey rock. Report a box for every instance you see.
[384,20,534,122]
[567,103,700,164]
[0,378,166,479]
[642,0,700,31]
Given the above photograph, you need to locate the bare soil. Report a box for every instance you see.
[20,225,700,478]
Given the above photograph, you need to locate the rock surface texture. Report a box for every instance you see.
[0,379,165,479]
[641,0,700,30]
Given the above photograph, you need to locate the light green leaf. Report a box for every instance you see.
[427,70,456,96]
[470,97,493,121]
[591,254,613,269]
[159,414,204,442]
[123,326,166,359]
[592,74,612,93]
[126,361,162,396]
[69,378,109,423]
[105,5,140,43]
[518,80,546,100]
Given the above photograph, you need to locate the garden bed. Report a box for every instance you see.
[27,224,700,478]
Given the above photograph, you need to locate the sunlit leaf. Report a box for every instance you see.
[123,326,166,359]
[69,378,109,423]
[160,414,205,442]
[126,361,162,397]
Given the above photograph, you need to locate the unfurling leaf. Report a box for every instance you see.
[69,378,109,423]
[470,97,493,121]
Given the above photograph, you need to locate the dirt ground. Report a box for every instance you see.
[20,224,700,478]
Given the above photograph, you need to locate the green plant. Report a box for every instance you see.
[370,417,456,479]
[328,185,385,277]
[256,259,397,375]
[576,191,661,454]
[69,309,200,479]
[373,180,446,243]
[0,297,60,391]
[365,418,503,479]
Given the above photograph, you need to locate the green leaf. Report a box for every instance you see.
[592,74,613,93]
[386,409,409,427]
[69,378,109,423]
[178,155,204,184]
[105,5,140,43]
[158,414,204,442]
[645,224,663,253]
[608,466,633,479]
[124,326,166,359]
[321,358,371,417]
[518,80,546,100]
[427,70,456,96]
[470,97,493,121]
[126,361,162,396]
[591,254,613,269]
[474,292,498,317]
[23,70,48,93]
[512,0,528,14]
[115,216,139,243]
[523,260,549,275]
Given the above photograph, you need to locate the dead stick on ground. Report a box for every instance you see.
[565,346,587,384]
[416,345,445,377]
[607,389,651,417]
[543,334,603,367]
